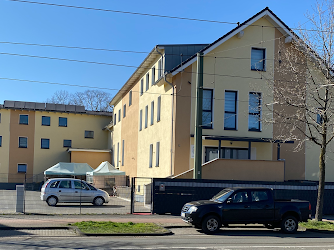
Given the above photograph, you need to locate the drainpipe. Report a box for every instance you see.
[155,46,174,176]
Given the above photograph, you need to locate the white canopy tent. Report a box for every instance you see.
[86,161,125,176]
[44,162,94,176]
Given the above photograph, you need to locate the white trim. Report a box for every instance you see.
[67,148,111,153]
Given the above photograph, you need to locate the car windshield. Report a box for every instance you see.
[211,189,233,202]
[86,183,97,191]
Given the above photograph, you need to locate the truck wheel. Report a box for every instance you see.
[202,215,221,234]
[281,216,298,233]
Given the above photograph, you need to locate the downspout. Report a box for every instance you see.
[155,46,174,176]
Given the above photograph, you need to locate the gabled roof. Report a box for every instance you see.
[170,7,295,76]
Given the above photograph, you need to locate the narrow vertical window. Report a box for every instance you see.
[224,91,237,130]
[149,144,153,168]
[117,142,119,168]
[146,73,149,91]
[145,105,148,128]
[139,109,142,131]
[0,113,1,123]
[202,89,213,129]
[122,140,124,166]
[118,110,121,122]
[156,142,160,167]
[151,101,154,125]
[140,79,144,95]
[0,136,2,147]
[248,92,261,131]
[129,90,132,106]
[123,104,126,118]
[113,144,115,165]
[157,96,161,122]
[151,67,155,85]
[158,59,162,78]
[114,113,117,125]
[251,48,265,71]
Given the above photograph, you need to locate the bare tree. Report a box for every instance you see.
[259,0,334,221]
[46,89,112,112]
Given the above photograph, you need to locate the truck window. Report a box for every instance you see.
[251,191,268,202]
[231,191,249,203]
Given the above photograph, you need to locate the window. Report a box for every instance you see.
[317,108,324,124]
[140,79,144,96]
[202,89,213,129]
[59,180,71,189]
[42,116,50,126]
[152,67,155,85]
[19,137,27,148]
[0,136,2,147]
[114,113,117,125]
[156,141,160,167]
[122,140,124,166]
[251,48,265,71]
[85,131,94,139]
[224,91,237,130]
[19,114,28,125]
[146,73,149,91]
[41,138,50,149]
[145,105,148,128]
[17,164,27,173]
[113,144,115,165]
[63,139,72,147]
[59,117,67,127]
[149,144,153,168]
[157,96,161,122]
[139,109,143,131]
[249,92,261,131]
[204,147,249,163]
[251,191,268,202]
[50,181,60,188]
[118,110,121,122]
[151,101,154,125]
[129,90,132,106]
[74,180,89,190]
[158,59,163,79]
[117,142,119,168]
[231,191,249,203]
[0,113,1,123]
[123,104,126,118]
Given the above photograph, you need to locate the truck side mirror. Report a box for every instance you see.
[227,198,232,204]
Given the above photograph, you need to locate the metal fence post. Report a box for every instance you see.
[130,177,135,214]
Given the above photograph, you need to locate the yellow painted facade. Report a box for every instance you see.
[0,109,10,181]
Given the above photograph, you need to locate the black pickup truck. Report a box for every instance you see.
[181,187,311,234]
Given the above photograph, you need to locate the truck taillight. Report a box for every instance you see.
[309,203,311,211]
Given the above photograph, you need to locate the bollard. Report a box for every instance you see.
[16,185,25,213]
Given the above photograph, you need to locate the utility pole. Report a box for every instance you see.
[194,52,203,179]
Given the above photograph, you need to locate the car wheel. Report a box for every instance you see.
[202,215,221,234]
[46,196,58,206]
[281,216,298,234]
[93,197,104,206]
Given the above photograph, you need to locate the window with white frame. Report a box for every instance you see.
[145,105,148,128]
[158,59,163,79]
[146,73,149,91]
[156,141,160,167]
[118,109,121,122]
[19,114,28,125]
[157,96,161,122]
[129,90,132,106]
[248,92,261,131]
[140,79,144,96]
[152,67,155,85]
[114,113,117,125]
[123,104,126,118]
[85,130,94,138]
[149,144,153,168]
[17,164,27,173]
[202,89,213,129]
[122,140,124,166]
[151,101,154,125]
[19,137,28,148]
[224,91,237,130]
[139,109,142,131]
[251,48,265,71]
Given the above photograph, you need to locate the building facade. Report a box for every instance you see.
[0,100,112,182]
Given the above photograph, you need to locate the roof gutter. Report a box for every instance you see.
[155,46,174,177]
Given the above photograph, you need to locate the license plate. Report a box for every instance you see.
[181,212,185,217]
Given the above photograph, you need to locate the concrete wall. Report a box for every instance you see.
[176,158,285,182]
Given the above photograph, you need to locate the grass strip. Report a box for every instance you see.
[71,221,169,234]
[300,220,334,231]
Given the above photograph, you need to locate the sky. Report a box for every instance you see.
[0,0,319,105]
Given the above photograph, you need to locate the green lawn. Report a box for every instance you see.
[300,220,334,231]
[71,221,169,234]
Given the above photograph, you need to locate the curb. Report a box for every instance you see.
[306,228,334,234]
[73,226,173,237]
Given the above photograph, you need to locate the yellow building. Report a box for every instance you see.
[0,100,112,183]
[110,7,330,182]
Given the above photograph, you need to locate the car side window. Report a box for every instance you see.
[86,183,97,191]
[50,181,60,188]
[59,180,72,189]
[231,191,249,203]
[251,191,268,202]
[74,180,89,190]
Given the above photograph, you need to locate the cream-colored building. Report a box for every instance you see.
[0,100,112,183]
[110,7,331,182]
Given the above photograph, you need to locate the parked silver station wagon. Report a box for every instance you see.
[41,178,110,206]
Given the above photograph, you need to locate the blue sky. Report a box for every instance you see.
[0,0,318,104]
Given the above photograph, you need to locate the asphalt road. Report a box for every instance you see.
[1,226,334,250]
